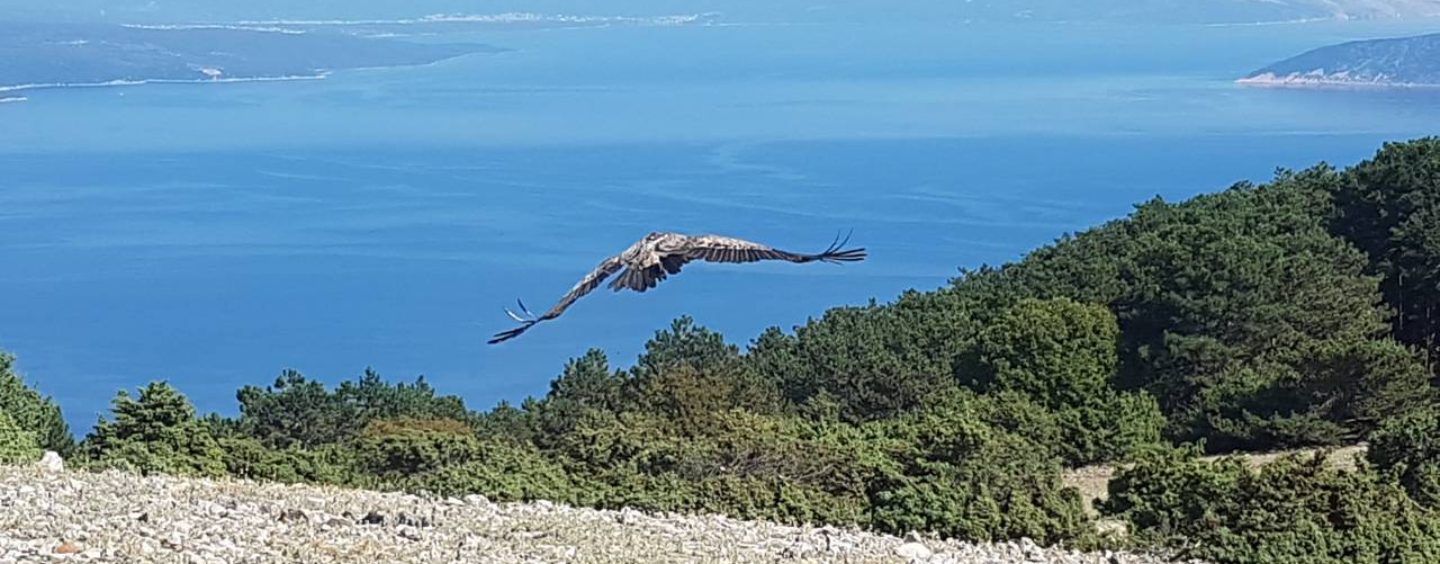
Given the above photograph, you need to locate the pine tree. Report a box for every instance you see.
[84,382,225,477]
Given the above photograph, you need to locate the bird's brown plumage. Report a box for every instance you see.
[489,231,866,344]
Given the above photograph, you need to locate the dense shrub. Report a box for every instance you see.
[1104,446,1440,563]
[1368,410,1440,508]
[626,317,782,427]
[865,395,1093,545]
[0,410,41,464]
[355,418,485,477]
[83,382,226,477]
[748,298,973,422]
[236,369,471,449]
[528,349,624,447]
[218,436,356,485]
[636,410,874,525]
[965,298,1119,408]
[398,443,574,501]
[962,298,1165,464]
[354,417,574,501]
[0,354,72,454]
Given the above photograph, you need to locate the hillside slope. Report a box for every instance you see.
[1239,32,1440,87]
[0,463,1186,564]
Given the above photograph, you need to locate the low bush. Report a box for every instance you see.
[1103,446,1440,563]
[1367,410,1440,508]
[0,410,41,464]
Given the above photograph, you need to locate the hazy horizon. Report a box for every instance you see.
[11,0,1440,25]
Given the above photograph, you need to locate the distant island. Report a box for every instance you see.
[1239,32,1440,88]
[0,22,503,97]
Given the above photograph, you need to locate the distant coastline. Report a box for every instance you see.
[1238,32,1440,90]
[0,74,330,95]
[0,21,500,99]
[1203,16,1338,28]
[225,12,717,27]
[1236,72,1440,90]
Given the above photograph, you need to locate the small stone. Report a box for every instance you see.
[277,508,307,523]
[1096,519,1128,538]
[54,541,81,554]
[1019,537,1043,560]
[396,526,422,541]
[614,507,644,525]
[37,451,64,473]
[395,512,431,527]
[824,534,854,554]
[896,541,932,561]
[323,517,351,529]
[360,510,386,525]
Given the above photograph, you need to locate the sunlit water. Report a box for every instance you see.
[4,17,1440,431]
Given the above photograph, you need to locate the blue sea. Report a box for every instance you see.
[4,16,1440,432]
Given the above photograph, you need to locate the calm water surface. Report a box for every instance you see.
[4,18,1440,430]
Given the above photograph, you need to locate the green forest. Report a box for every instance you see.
[7,138,1440,563]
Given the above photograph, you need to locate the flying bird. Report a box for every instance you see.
[489,231,867,344]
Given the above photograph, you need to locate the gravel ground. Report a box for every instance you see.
[0,457,1190,564]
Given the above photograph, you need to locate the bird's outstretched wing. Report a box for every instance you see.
[490,231,866,343]
[682,232,867,265]
[605,232,867,293]
[489,255,625,344]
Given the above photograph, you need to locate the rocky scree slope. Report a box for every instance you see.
[0,456,1196,563]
